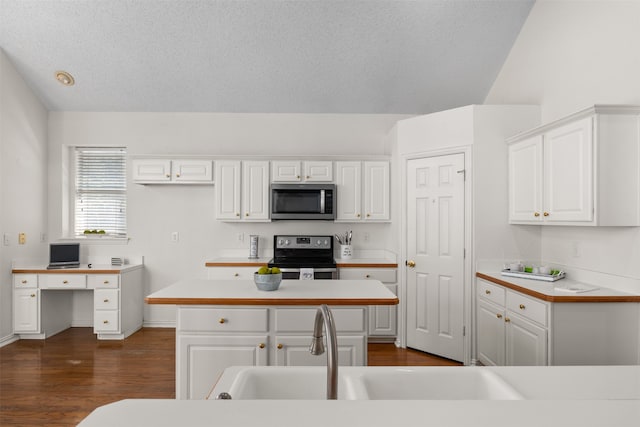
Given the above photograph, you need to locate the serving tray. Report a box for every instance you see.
[500,269,566,282]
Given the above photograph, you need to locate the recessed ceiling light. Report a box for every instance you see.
[55,71,75,86]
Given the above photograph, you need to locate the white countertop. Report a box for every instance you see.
[77,365,640,427]
[145,279,399,305]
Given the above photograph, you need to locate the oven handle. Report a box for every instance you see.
[276,268,337,273]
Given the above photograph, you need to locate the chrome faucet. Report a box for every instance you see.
[309,304,338,400]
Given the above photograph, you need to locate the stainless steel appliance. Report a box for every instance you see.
[270,184,336,220]
[268,235,338,279]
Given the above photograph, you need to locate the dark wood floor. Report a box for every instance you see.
[0,327,460,426]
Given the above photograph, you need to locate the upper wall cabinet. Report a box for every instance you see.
[508,105,640,226]
[132,159,213,184]
[215,160,270,222]
[335,161,390,222]
[271,160,333,182]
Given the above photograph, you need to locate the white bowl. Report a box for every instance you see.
[254,273,282,291]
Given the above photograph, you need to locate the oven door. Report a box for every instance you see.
[278,268,338,280]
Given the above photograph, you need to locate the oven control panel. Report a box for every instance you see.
[274,235,332,249]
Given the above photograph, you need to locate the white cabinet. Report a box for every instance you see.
[339,268,397,339]
[175,305,368,399]
[271,160,333,182]
[215,160,270,221]
[335,161,390,222]
[476,279,548,366]
[13,288,40,333]
[207,267,260,280]
[132,159,213,184]
[508,106,640,225]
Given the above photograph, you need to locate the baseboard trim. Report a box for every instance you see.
[143,320,176,328]
[0,334,19,348]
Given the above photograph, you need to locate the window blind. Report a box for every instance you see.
[74,147,127,237]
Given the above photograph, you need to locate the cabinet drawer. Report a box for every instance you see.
[477,279,505,306]
[39,274,86,289]
[14,274,38,288]
[274,307,366,333]
[207,268,257,280]
[88,274,120,289]
[339,268,396,283]
[178,308,268,332]
[94,289,119,310]
[94,310,120,332]
[506,291,548,326]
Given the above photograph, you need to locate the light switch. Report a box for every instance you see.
[171,232,179,243]
[3,233,10,246]
[19,233,26,245]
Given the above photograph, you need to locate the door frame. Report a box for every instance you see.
[398,145,473,366]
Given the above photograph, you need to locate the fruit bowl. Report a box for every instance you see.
[254,273,283,291]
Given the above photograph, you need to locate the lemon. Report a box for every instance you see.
[257,266,269,275]
[271,267,281,274]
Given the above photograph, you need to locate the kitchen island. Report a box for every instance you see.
[145,278,398,399]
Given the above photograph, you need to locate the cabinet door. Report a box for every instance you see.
[132,159,172,182]
[173,160,213,183]
[273,335,365,367]
[13,288,40,333]
[271,160,301,182]
[505,313,547,366]
[368,284,398,336]
[215,160,241,220]
[242,161,270,221]
[508,136,543,223]
[335,161,362,221]
[476,298,505,366]
[363,161,390,221]
[544,117,594,223]
[177,335,268,399]
[304,161,333,182]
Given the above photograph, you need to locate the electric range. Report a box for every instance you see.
[268,235,338,280]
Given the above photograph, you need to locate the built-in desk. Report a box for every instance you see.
[12,265,143,340]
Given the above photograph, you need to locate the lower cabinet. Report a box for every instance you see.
[13,288,40,333]
[175,305,367,399]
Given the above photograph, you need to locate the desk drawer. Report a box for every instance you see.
[94,310,120,332]
[178,308,269,332]
[14,274,38,288]
[94,289,119,310]
[39,274,86,289]
[506,291,548,326]
[89,274,119,289]
[477,279,505,306]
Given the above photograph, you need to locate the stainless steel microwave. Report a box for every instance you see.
[271,184,336,220]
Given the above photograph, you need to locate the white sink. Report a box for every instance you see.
[352,367,524,400]
[212,366,523,400]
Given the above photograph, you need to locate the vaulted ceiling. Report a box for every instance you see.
[0,0,535,114]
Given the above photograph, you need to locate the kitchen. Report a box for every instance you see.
[2,1,640,426]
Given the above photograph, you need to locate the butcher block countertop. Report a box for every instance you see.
[145,279,399,306]
[12,264,142,274]
[204,258,398,268]
[476,271,640,303]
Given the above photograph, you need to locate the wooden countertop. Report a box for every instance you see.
[145,279,399,306]
[476,271,640,303]
[12,264,143,275]
[205,258,398,268]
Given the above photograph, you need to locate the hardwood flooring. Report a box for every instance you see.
[0,327,460,426]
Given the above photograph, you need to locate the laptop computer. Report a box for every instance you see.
[47,243,80,269]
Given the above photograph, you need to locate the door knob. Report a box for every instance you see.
[406,260,416,268]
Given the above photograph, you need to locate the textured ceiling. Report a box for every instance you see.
[0,0,534,114]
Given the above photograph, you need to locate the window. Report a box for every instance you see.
[73,147,127,238]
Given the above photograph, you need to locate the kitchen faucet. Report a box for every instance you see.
[309,304,338,399]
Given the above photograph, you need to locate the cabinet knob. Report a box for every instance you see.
[366,213,371,218]
[103,320,109,324]
[30,293,36,298]
[534,212,540,217]
[103,299,109,303]
[519,304,526,310]
[365,274,370,278]
[63,280,68,284]
[176,173,181,178]
[165,174,171,178]
[236,213,240,217]
[103,280,109,284]
[357,213,361,218]
[306,176,310,179]
[496,313,502,319]
[245,213,249,217]
[234,273,239,277]
[505,317,511,323]
[277,343,283,349]
[296,175,300,179]
[219,318,226,324]
[485,289,491,294]
[543,212,550,217]
[21,279,28,284]
[259,343,265,349]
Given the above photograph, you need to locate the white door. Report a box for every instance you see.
[406,154,465,362]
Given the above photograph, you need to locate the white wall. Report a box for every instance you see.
[485,0,640,283]
[0,49,49,342]
[47,112,410,325]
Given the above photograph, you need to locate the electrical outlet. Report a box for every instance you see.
[3,233,10,246]
[18,233,26,245]
[40,232,47,243]
[364,232,370,242]
[237,233,244,242]
[572,241,581,257]
[171,232,179,243]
